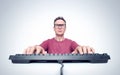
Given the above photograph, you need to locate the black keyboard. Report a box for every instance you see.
[9,53,110,63]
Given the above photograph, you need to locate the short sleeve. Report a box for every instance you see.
[71,41,79,50]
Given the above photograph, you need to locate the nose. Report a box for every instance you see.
[58,26,62,29]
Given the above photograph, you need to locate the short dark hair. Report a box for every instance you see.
[54,17,66,25]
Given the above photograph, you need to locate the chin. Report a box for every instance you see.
[56,34,64,36]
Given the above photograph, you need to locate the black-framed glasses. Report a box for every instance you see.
[54,24,66,28]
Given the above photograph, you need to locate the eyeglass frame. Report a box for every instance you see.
[54,24,66,28]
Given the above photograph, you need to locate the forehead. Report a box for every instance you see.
[55,19,65,24]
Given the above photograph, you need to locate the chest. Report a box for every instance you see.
[48,41,72,53]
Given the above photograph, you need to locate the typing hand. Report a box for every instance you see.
[23,45,47,54]
[72,46,95,54]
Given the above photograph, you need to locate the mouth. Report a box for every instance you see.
[58,30,62,32]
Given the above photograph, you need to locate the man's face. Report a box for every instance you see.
[54,19,66,36]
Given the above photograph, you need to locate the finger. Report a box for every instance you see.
[41,46,47,54]
[82,46,87,54]
[26,47,31,54]
[91,47,95,53]
[78,46,83,54]
[35,46,42,54]
[87,46,91,54]
[29,46,35,54]
[28,46,34,54]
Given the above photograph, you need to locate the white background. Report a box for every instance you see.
[0,0,120,75]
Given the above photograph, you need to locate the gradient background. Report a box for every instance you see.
[0,0,120,75]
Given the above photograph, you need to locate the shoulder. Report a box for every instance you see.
[65,38,74,42]
[40,38,54,45]
[65,38,78,44]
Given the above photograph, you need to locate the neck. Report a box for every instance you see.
[55,35,65,41]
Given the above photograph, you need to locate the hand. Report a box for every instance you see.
[72,46,95,54]
[23,45,47,54]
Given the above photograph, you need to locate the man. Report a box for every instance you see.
[24,17,95,54]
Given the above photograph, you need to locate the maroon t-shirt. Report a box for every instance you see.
[40,38,79,54]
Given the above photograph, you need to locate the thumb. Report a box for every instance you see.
[72,50,78,54]
[42,50,47,54]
